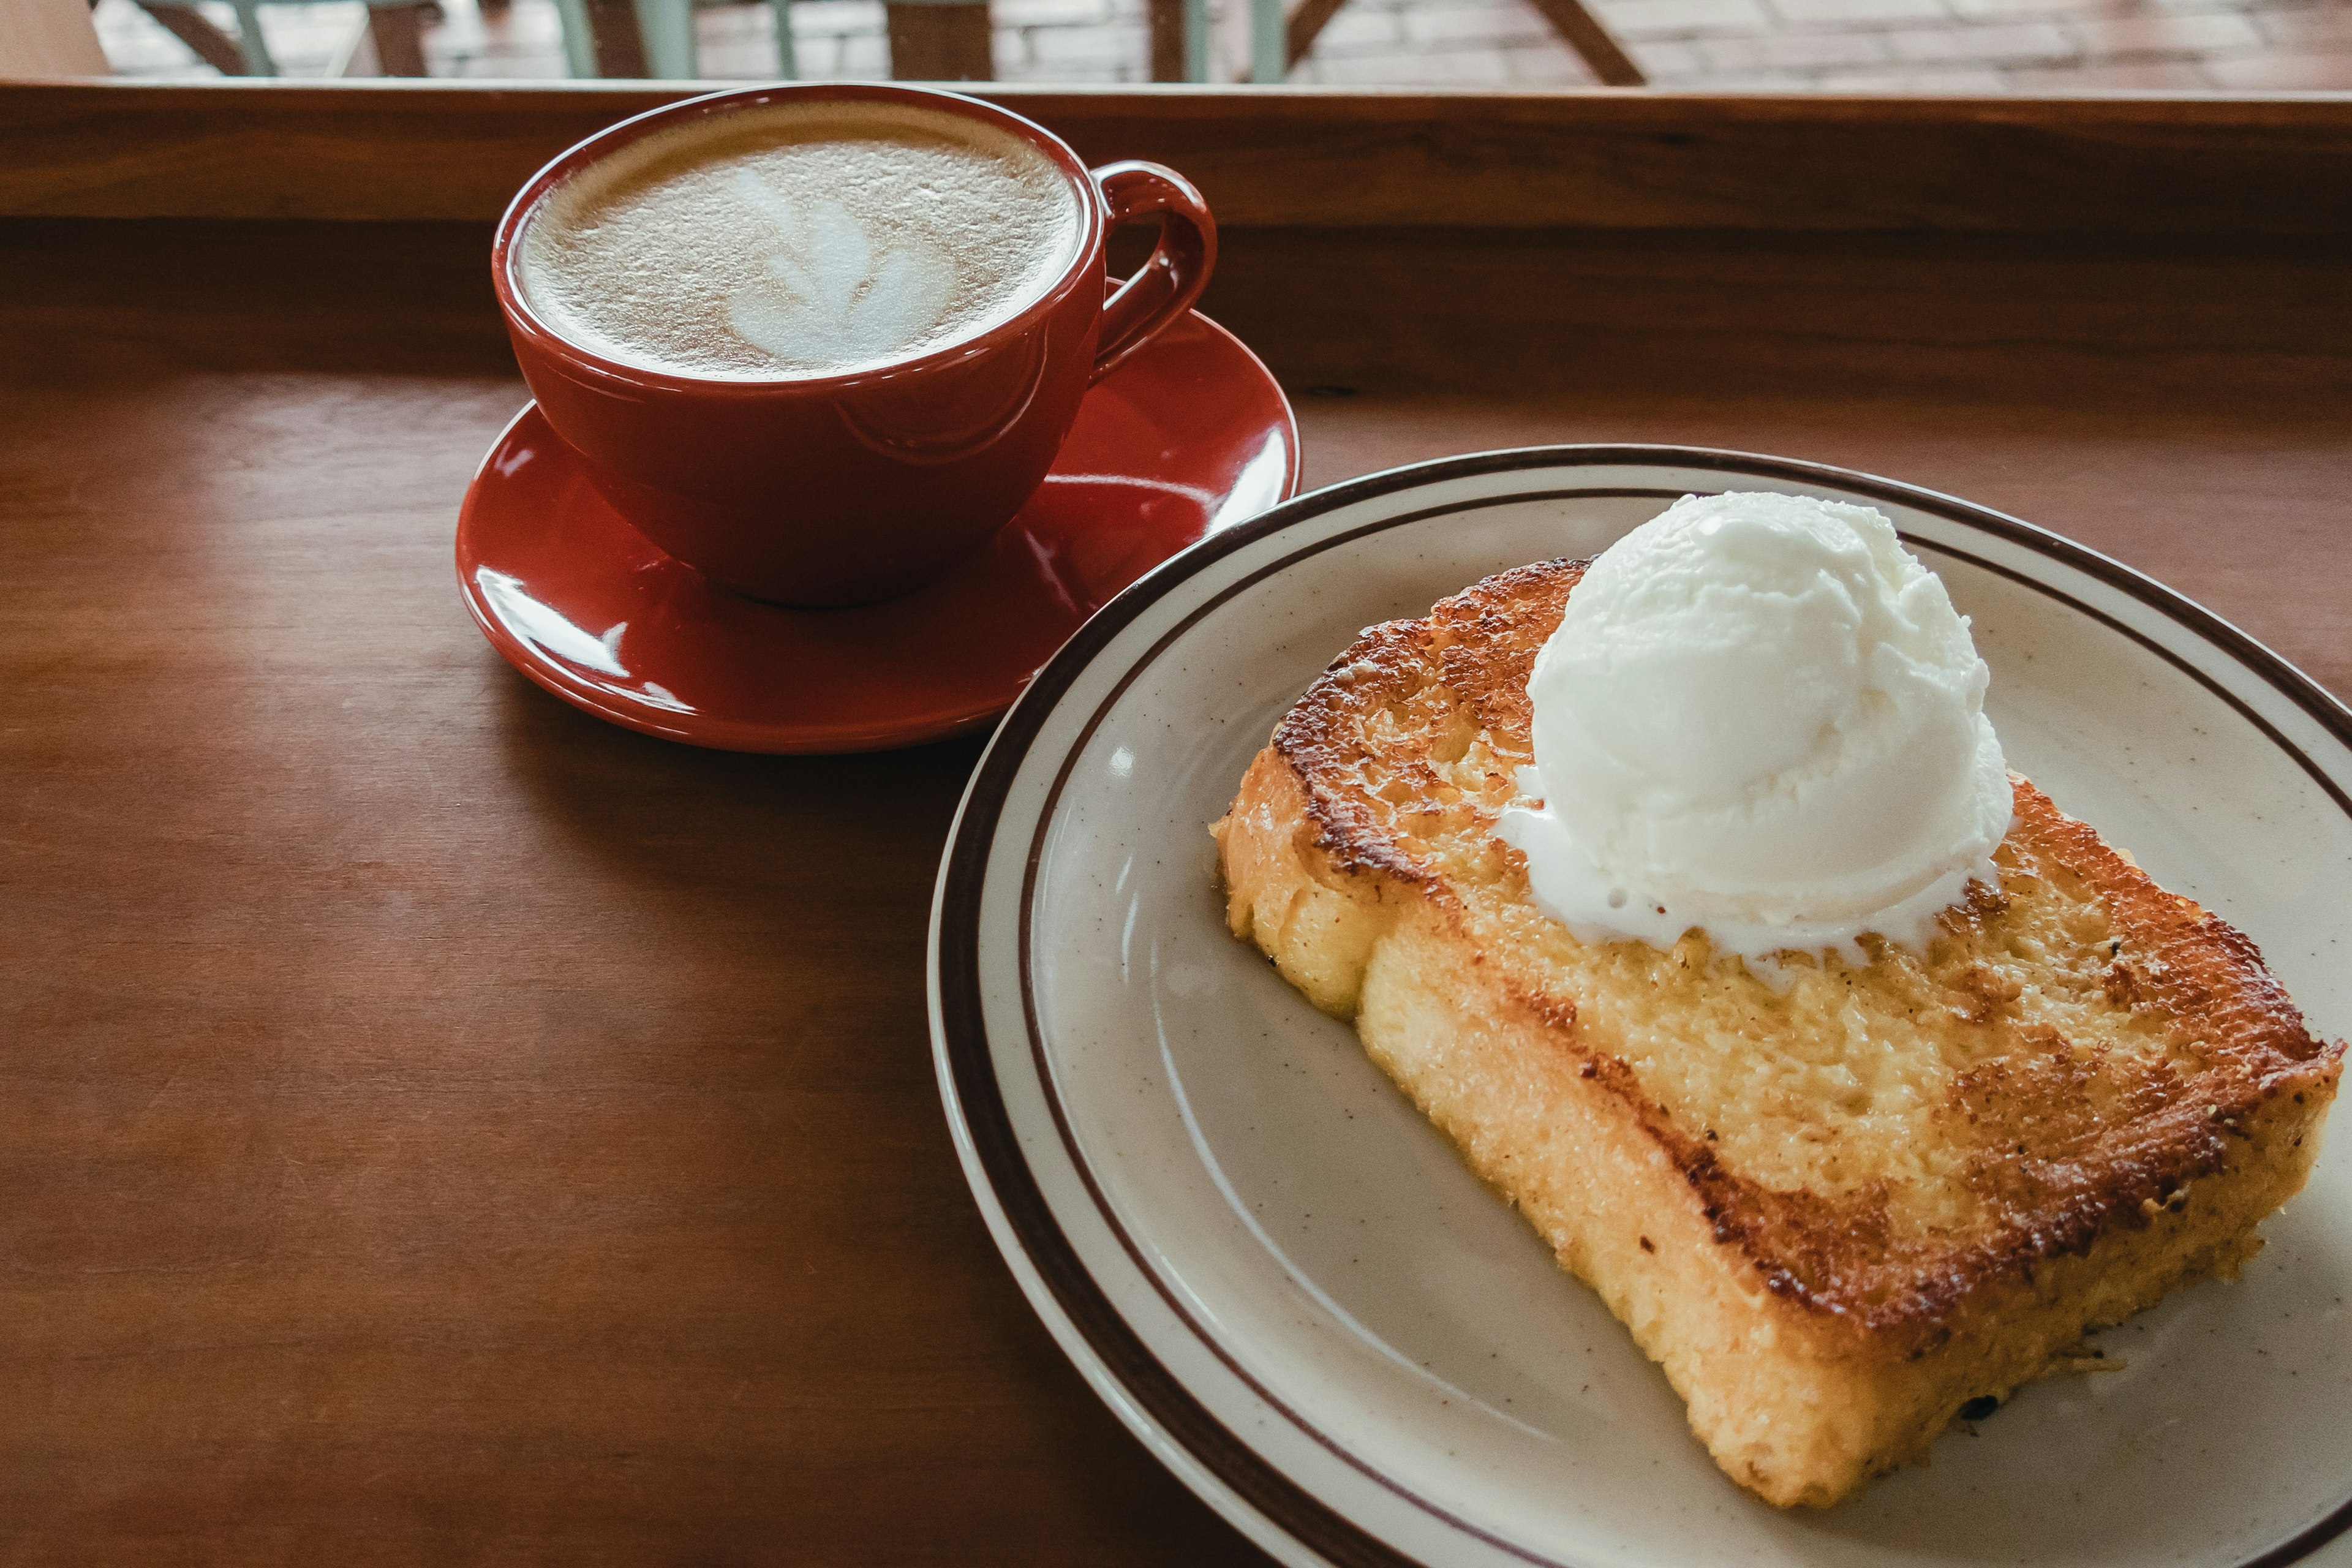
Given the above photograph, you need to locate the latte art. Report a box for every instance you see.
[722,172,956,369]
[514,100,1084,379]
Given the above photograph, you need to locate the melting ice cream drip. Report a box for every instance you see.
[725,167,957,368]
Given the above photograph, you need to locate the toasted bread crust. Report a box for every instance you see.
[1212,557,2343,1507]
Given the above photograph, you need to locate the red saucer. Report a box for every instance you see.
[456,311,1298,753]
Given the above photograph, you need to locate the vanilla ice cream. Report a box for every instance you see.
[1496,491,2013,967]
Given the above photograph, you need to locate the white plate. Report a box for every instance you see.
[926,448,2352,1568]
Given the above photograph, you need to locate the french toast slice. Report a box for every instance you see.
[1210,557,2343,1509]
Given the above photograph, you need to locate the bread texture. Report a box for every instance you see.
[1210,557,2343,1509]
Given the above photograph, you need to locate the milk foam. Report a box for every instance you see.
[515,101,1085,379]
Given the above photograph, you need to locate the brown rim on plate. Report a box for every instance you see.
[930,444,2352,1568]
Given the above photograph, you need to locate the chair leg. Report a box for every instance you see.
[366,2,428,73]
[550,0,597,72]
[1279,0,1642,81]
[1282,0,1344,66]
[1226,0,1288,82]
[581,0,648,72]
[1522,0,1643,82]
[631,0,696,75]
[135,0,249,71]
[767,0,795,74]
[884,2,991,79]
[1247,0,1280,80]
[225,0,275,73]
[543,0,592,72]
[1147,0,1181,80]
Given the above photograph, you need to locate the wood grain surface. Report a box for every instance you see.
[2,211,2347,1564]
[6,80,2352,233]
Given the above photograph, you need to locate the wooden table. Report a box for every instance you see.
[4,82,2348,1566]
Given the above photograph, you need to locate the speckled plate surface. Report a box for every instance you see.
[926,447,2352,1568]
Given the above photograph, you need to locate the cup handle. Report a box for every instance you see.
[1089,160,1218,385]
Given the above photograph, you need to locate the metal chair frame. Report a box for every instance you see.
[463,0,1634,92]
[132,0,434,75]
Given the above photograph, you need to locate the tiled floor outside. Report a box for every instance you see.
[92,0,2352,89]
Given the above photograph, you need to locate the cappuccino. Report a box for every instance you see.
[515,100,1086,380]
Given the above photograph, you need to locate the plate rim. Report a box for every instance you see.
[926,442,2352,1568]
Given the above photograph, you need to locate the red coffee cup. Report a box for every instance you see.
[492,84,1217,607]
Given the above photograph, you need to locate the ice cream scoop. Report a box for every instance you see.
[1496,490,2013,967]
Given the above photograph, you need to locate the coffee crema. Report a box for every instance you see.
[514,100,1086,380]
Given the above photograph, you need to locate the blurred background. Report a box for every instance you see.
[82,0,2352,94]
